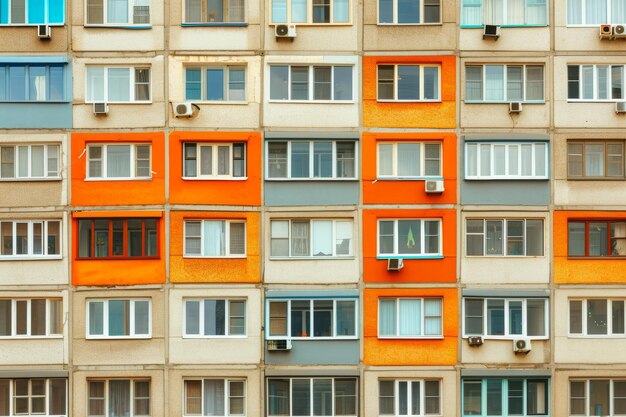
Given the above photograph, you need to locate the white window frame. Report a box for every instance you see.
[269,0,352,24]
[265,298,358,340]
[0,220,62,260]
[566,0,626,25]
[465,142,549,180]
[86,143,151,180]
[378,379,442,417]
[568,298,626,337]
[84,0,151,26]
[569,379,626,417]
[462,297,549,340]
[464,64,545,103]
[182,142,247,180]
[183,379,247,417]
[460,0,548,26]
[377,297,443,339]
[269,219,354,259]
[376,64,441,102]
[567,64,626,102]
[85,66,152,103]
[87,379,150,417]
[377,141,442,179]
[465,218,545,257]
[377,219,442,258]
[268,65,354,102]
[266,378,358,417]
[183,220,247,258]
[463,378,550,417]
[0,144,61,180]
[184,66,247,102]
[183,298,247,338]
[377,0,442,24]
[0,378,67,417]
[182,0,246,23]
[0,299,63,339]
[85,299,152,339]
[265,141,357,180]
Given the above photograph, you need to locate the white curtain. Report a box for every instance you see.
[613,0,626,23]
[526,66,544,101]
[397,144,420,177]
[461,0,482,25]
[613,222,626,255]
[567,0,582,23]
[466,144,478,177]
[107,0,128,23]
[465,66,483,101]
[507,0,525,24]
[203,221,225,256]
[521,144,533,176]
[534,143,546,177]
[200,146,212,176]
[312,220,332,256]
[31,146,44,177]
[399,299,421,336]
[204,380,225,416]
[485,65,504,101]
[185,0,202,22]
[17,146,29,177]
[272,0,287,22]
[494,145,506,176]
[526,0,547,23]
[480,144,491,177]
[424,299,442,335]
[291,221,310,256]
[229,0,245,21]
[597,65,609,100]
[107,68,130,102]
[291,0,307,22]
[378,144,393,176]
[379,299,396,336]
[87,67,105,102]
[485,0,503,24]
[585,144,605,176]
[333,0,349,22]
[506,66,523,101]
[508,144,519,175]
[106,145,131,177]
[108,380,130,417]
[335,221,352,256]
[229,222,245,255]
[586,0,607,24]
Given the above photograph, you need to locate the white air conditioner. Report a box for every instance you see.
[467,336,484,346]
[37,24,51,39]
[483,24,500,40]
[267,339,292,351]
[509,102,523,113]
[275,24,297,38]
[387,258,403,271]
[600,24,613,38]
[425,179,444,193]
[614,24,626,37]
[93,102,109,115]
[173,102,200,118]
[513,338,532,354]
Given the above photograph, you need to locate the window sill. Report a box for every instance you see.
[460,24,548,28]
[267,337,358,341]
[186,101,248,105]
[0,23,65,27]
[567,177,626,181]
[465,177,549,181]
[181,22,248,27]
[182,335,247,339]
[376,176,443,181]
[269,22,352,26]
[0,335,63,339]
[567,256,626,260]
[183,255,247,259]
[376,255,443,260]
[0,177,62,182]
[0,255,62,261]
[464,101,545,104]
[269,256,355,261]
[377,99,441,103]
[265,177,359,182]
[463,336,549,341]
[76,257,160,261]
[84,177,152,182]
[182,176,248,181]
[377,22,442,26]
[268,100,355,104]
[86,336,152,340]
[84,24,152,29]
[378,336,444,340]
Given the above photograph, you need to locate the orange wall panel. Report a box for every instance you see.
[363,288,458,366]
[554,210,626,284]
[362,56,456,129]
[169,211,260,283]
[362,132,457,205]
[169,131,262,206]
[71,132,165,206]
[363,209,457,283]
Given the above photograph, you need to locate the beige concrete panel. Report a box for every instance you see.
[71,289,165,366]
[0,27,68,53]
[461,339,549,364]
[461,103,550,128]
[461,257,550,284]
[460,27,550,52]
[169,287,262,365]
[169,26,262,51]
[555,27,626,52]
[0,340,66,365]
[71,27,165,51]
[554,179,626,206]
[363,24,457,52]
[264,26,358,52]
[264,103,358,128]
[363,369,457,417]
[553,369,626,417]
[264,259,360,283]
[0,261,68,286]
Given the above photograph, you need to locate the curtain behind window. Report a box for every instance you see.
[399,299,421,336]
[107,0,129,23]
[379,299,396,336]
[109,380,130,417]
[203,221,225,256]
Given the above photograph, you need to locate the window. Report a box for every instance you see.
[568,220,626,257]
[88,379,150,417]
[184,220,246,257]
[270,219,353,258]
[184,299,245,337]
[86,0,150,25]
[377,219,441,257]
[463,378,548,417]
[270,0,349,23]
[269,66,353,101]
[183,143,246,178]
[378,0,440,24]
[0,65,65,102]
[86,299,151,338]
[86,67,151,103]
[567,0,626,24]
[185,67,245,101]
[377,65,440,101]
[184,0,244,23]
[377,142,441,178]
[463,297,548,338]
[0,144,60,180]
[0,0,65,24]
[465,65,544,102]
[569,299,626,336]
[568,141,625,179]
[77,218,158,259]
[379,380,441,416]
[267,378,357,417]
[378,298,442,338]
[266,141,356,180]
[465,219,544,256]
[87,144,151,179]
[568,65,626,101]
[184,379,245,416]
[461,0,547,26]
[0,220,61,259]
[267,298,357,338]
[465,142,548,180]
[0,299,63,338]
[0,378,67,417]
[570,379,626,416]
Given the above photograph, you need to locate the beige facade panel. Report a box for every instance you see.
[169,26,262,52]
[0,27,69,52]
[460,27,550,52]
[264,26,358,53]
[553,368,626,417]
[461,339,550,364]
[461,102,550,129]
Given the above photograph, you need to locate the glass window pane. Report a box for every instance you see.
[291,67,309,100]
[568,222,586,257]
[463,381,482,416]
[204,299,226,336]
[292,380,310,416]
[486,379,502,416]
[397,65,419,100]
[398,0,419,22]
[587,299,608,335]
[106,145,131,178]
[333,66,352,100]
[485,65,505,101]
[487,300,504,335]
[399,299,421,336]
[465,299,484,334]
[397,144,420,177]
[107,68,130,101]
[270,66,289,100]
[108,300,130,336]
[313,300,333,337]
[589,380,610,416]
[398,220,420,255]
[613,300,625,334]
[207,68,225,101]
[268,379,289,416]
[569,300,582,334]
[334,379,356,416]
[379,381,394,415]
[185,301,200,335]
[134,300,150,335]
[527,299,546,337]
[291,142,310,178]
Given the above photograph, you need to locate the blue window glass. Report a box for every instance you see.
[291,142,310,178]
[0,67,6,100]
[48,0,64,23]
[0,0,8,24]
[9,66,26,101]
[333,0,348,22]
[291,0,307,22]
[207,0,224,21]
[108,300,129,336]
[185,68,202,100]
[0,65,65,102]
[378,0,393,22]
[49,66,64,101]
[270,66,289,100]
[28,66,46,101]
[397,65,419,100]
[206,68,224,101]
[272,0,287,22]
[228,67,245,101]
[398,0,418,23]
[334,66,353,100]
[27,0,45,23]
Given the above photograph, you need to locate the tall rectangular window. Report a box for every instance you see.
[184,220,246,257]
[267,378,357,417]
[269,65,353,101]
[86,67,151,103]
[86,299,151,338]
[269,219,353,258]
[77,218,158,259]
[465,218,544,256]
[377,219,441,257]
[463,297,548,338]
[184,379,246,416]
[379,380,441,416]
[465,142,548,180]
[461,0,547,25]
[0,65,65,102]
[267,141,356,180]
[87,144,151,179]
[185,67,246,101]
[0,220,61,258]
[465,65,544,102]
[377,65,440,101]
[184,299,246,337]
[378,142,442,178]
[378,298,443,338]
[87,379,150,417]
[183,143,246,178]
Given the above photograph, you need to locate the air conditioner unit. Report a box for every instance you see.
[614,24,626,37]
[267,339,292,351]
[509,102,523,113]
[616,101,626,113]
[483,24,500,40]
[275,24,297,38]
[513,338,532,354]
[37,24,51,39]
[425,179,444,193]
[467,336,484,346]
[93,102,109,115]
[387,258,403,271]
[172,102,200,118]
[600,24,613,38]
